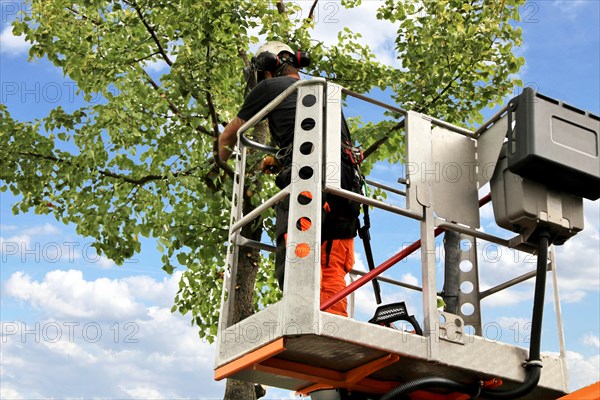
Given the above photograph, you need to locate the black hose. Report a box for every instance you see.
[480,230,550,399]
[443,230,461,314]
[379,377,479,400]
[379,230,551,400]
[528,232,551,362]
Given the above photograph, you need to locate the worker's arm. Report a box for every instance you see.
[218,116,246,162]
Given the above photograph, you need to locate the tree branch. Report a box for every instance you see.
[128,0,174,67]
[18,151,200,186]
[236,35,251,69]
[362,121,403,160]
[135,66,212,138]
[65,6,101,25]
[139,67,181,115]
[130,51,162,64]
[97,166,199,185]
[308,0,319,20]
[206,91,234,179]
[276,0,286,14]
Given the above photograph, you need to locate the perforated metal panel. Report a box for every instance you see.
[279,83,325,328]
[457,234,483,335]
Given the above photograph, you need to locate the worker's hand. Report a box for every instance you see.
[260,156,282,174]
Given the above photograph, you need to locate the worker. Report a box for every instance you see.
[218,41,362,317]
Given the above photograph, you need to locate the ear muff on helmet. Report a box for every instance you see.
[292,51,311,68]
[251,51,280,82]
[252,51,280,73]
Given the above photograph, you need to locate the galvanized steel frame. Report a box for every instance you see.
[215,79,568,398]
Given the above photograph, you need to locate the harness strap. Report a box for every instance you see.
[358,202,383,304]
[342,142,364,165]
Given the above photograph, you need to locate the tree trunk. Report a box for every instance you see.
[223,378,257,400]
[222,195,263,400]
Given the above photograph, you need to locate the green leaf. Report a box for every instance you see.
[162,263,175,275]
[177,252,188,265]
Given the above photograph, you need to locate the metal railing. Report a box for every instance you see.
[226,79,564,348]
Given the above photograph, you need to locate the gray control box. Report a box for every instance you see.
[507,87,600,200]
[491,145,584,245]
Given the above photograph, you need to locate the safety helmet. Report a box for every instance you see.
[256,41,294,60]
[251,41,310,82]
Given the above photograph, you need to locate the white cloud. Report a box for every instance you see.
[0,234,31,255]
[493,316,531,346]
[4,270,147,320]
[43,338,98,363]
[551,0,589,20]
[583,333,600,350]
[97,255,116,269]
[481,287,534,308]
[246,2,401,68]
[0,223,66,261]
[554,206,600,298]
[1,269,225,399]
[119,386,164,399]
[350,285,378,318]
[560,289,587,304]
[124,275,181,308]
[566,351,600,391]
[352,252,367,272]
[0,385,24,400]
[21,223,60,236]
[401,272,419,287]
[0,25,30,57]
[0,222,138,268]
[285,1,401,68]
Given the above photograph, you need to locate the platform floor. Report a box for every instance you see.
[216,331,567,399]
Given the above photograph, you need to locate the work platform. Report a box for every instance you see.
[215,309,566,399]
[215,79,599,398]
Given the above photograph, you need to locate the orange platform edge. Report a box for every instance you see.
[559,381,600,400]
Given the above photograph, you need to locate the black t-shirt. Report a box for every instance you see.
[237,76,352,150]
[237,76,298,149]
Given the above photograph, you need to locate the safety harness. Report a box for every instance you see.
[341,141,383,305]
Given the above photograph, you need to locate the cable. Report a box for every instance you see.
[379,230,551,400]
[379,377,478,400]
[479,229,550,399]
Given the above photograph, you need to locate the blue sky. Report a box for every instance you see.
[1,1,599,399]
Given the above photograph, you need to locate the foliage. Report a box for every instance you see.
[357,0,525,171]
[1,0,524,348]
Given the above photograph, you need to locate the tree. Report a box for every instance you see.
[0,0,524,399]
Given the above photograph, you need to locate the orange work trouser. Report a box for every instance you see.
[320,238,354,317]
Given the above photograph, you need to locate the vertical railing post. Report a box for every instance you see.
[280,81,326,330]
[216,139,248,355]
[421,206,439,360]
[551,245,569,384]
